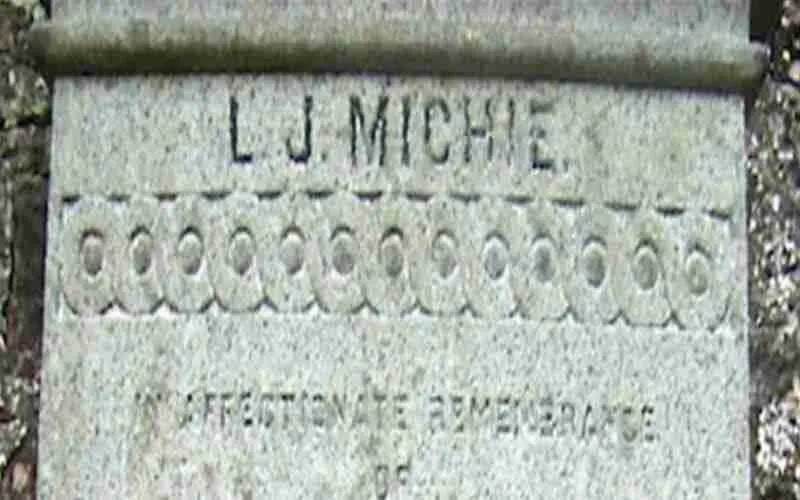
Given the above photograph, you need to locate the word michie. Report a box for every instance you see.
[59,192,733,329]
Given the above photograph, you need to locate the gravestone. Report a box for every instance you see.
[38,1,752,498]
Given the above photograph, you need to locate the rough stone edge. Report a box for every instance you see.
[748,1,800,498]
[0,0,48,498]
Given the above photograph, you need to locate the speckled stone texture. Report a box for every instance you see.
[750,2,800,498]
[41,80,750,499]
[38,1,751,499]
[51,0,750,35]
[0,1,49,499]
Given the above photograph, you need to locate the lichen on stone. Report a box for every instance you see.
[0,1,48,130]
[0,63,47,128]
[751,2,800,498]
[757,378,800,498]
[748,79,800,360]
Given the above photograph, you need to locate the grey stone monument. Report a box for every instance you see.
[35,1,758,498]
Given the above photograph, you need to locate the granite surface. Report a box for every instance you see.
[51,0,750,35]
[40,75,750,498]
[35,0,753,498]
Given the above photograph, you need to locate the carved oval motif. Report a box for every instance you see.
[611,209,673,326]
[111,195,164,314]
[259,193,317,313]
[666,212,732,329]
[308,193,367,314]
[208,193,264,312]
[155,195,214,313]
[61,196,116,315]
[363,196,419,316]
[410,195,468,315]
[464,198,523,319]
[563,205,621,323]
[512,201,569,321]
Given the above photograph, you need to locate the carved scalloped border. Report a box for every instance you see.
[54,192,735,330]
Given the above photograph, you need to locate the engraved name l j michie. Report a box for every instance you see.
[229,93,558,170]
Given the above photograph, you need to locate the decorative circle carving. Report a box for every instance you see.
[482,235,509,281]
[432,231,458,280]
[57,192,738,328]
[632,245,659,291]
[464,199,522,319]
[380,230,405,279]
[209,193,263,312]
[411,195,468,315]
[581,240,607,288]
[666,212,732,329]
[331,228,357,277]
[259,193,317,313]
[512,201,569,321]
[685,250,711,296]
[177,229,204,275]
[61,196,116,315]
[308,193,367,313]
[110,195,163,314]
[531,238,556,284]
[564,205,620,323]
[130,229,154,276]
[611,210,672,326]
[80,232,104,276]
[363,196,419,316]
[155,195,214,313]
[228,229,255,276]
[279,228,305,276]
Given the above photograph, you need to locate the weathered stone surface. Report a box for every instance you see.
[51,0,750,36]
[38,1,751,498]
[52,78,744,215]
[39,73,750,498]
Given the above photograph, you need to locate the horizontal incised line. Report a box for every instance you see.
[60,191,728,219]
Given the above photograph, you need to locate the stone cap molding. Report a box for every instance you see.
[26,14,768,93]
